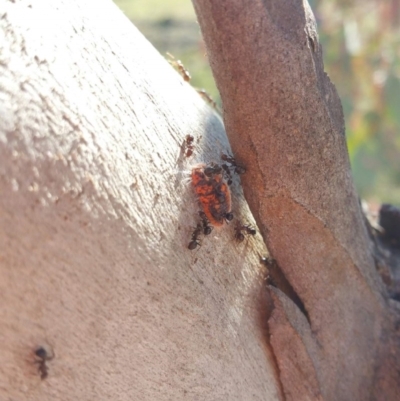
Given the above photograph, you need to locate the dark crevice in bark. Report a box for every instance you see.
[261,256,311,325]
[365,203,400,302]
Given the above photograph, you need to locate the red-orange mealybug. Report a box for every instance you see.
[191,164,232,227]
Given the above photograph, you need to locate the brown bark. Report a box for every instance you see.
[0,0,279,400]
[192,0,400,400]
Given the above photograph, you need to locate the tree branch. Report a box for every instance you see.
[192,0,400,399]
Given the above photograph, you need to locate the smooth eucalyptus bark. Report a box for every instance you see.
[192,0,400,400]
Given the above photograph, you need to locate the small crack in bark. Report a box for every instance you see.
[262,256,311,325]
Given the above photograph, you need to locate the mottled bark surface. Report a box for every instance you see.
[0,0,279,400]
[192,0,400,400]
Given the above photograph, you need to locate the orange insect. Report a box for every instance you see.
[167,52,191,82]
[191,164,233,227]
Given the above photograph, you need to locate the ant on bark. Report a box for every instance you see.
[184,134,195,158]
[167,52,191,82]
[234,222,256,242]
[188,223,203,250]
[221,152,246,176]
[199,211,213,235]
[34,345,54,380]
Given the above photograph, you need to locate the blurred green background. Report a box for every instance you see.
[114,0,400,204]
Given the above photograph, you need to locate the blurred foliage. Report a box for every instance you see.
[309,0,400,204]
[114,0,400,204]
[114,0,217,99]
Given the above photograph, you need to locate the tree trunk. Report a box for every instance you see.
[2,0,399,400]
[0,0,280,400]
[192,0,400,400]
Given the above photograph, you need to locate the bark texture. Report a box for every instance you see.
[192,0,400,400]
[0,0,279,400]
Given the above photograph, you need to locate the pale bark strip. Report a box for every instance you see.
[0,0,279,400]
[192,0,400,400]
[268,288,324,401]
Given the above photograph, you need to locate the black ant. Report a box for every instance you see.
[167,52,191,82]
[199,211,213,235]
[234,222,256,242]
[221,164,233,185]
[213,183,229,204]
[34,345,54,380]
[188,223,203,250]
[224,212,234,223]
[203,163,223,178]
[184,134,195,158]
[221,152,246,175]
[260,256,274,266]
